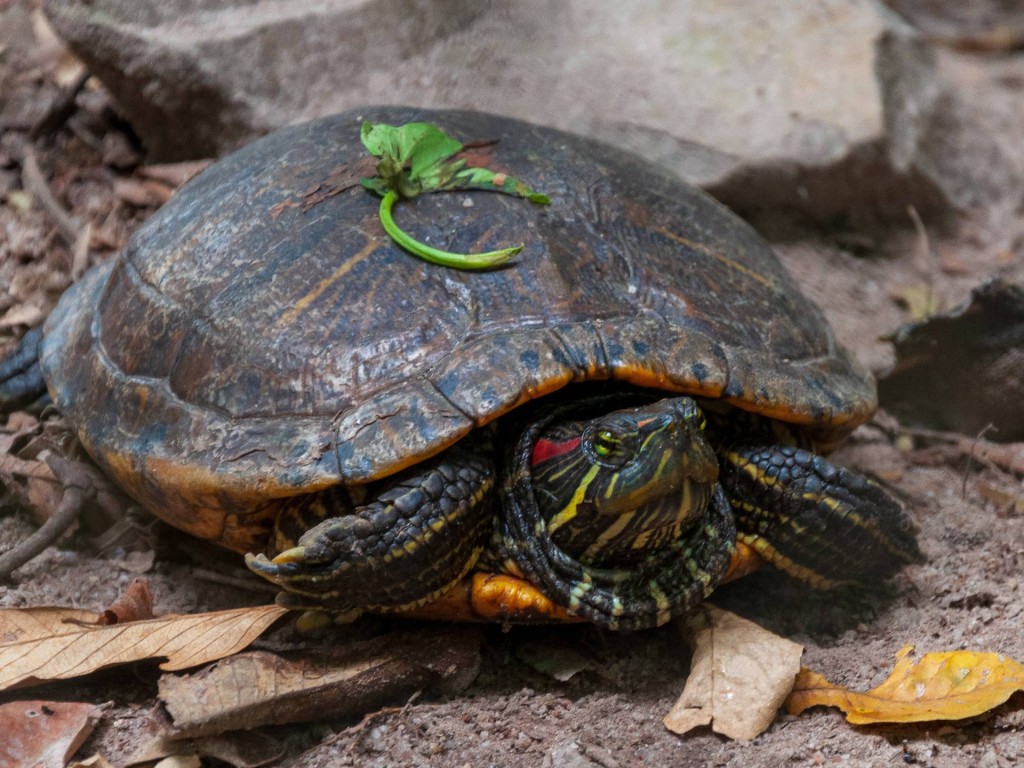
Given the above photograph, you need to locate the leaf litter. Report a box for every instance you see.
[788,644,1024,724]
[0,699,102,768]
[0,602,287,690]
[2,4,1024,765]
[664,605,804,740]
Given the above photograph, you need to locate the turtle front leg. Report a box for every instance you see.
[719,444,922,587]
[0,326,49,414]
[246,444,496,617]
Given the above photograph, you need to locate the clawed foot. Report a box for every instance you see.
[246,527,368,618]
[245,518,361,596]
[721,444,921,587]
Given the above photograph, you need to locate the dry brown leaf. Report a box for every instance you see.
[69,755,116,768]
[112,178,166,208]
[137,160,213,188]
[100,578,154,625]
[2,410,40,436]
[31,8,86,86]
[0,416,42,479]
[977,482,1024,517]
[0,606,101,642]
[664,604,803,740]
[0,453,56,483]
[965,439,1024,476]
[1,412,64,524]
[158,628,482,737]
[112,708,178,766]
[193,733,286,768]
[0,700,102,768]
[0,302,46,329]
[787,645,1024,724]
[0,604,287,691]
[154,756,201,768]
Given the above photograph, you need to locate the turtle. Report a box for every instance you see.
[0,107,920,630]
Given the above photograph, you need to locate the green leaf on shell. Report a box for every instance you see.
[359,120,549,270]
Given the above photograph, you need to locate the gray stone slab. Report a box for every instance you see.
[44,0,1020,221]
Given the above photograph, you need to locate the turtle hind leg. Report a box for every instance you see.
[719,444,921,588]
[246,443,497,615]
[0,326,49,414]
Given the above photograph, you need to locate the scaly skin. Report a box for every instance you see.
[248,396,737,627]
[248,394,920,628]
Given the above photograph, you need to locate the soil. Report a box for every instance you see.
[2,8,1024,768]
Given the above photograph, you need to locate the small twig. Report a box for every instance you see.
[901,425,1024,477]
[21,147,85,247]
[0,459,94,580]
[906,204,934,274]
[900,426,966,444]
[191,567,279,594]
[71,221,93,280]
[0,455,132,579]
[336,690,423,755]
[0,453,59,482]
[0,116,34,131]
[50,454,128,526]
[961,424,996,500]
[29,69,90,141]
[906,204,937,314]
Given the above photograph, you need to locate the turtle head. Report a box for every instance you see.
[530,397,719,566]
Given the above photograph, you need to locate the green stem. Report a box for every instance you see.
[379,189,522,270]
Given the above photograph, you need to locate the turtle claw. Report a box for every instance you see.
[245,551,305,580]
[247,548,364,616]
[245,551,277,575]
[246,535,348,583]
[271,546,307,565]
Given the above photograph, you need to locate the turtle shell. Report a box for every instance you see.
[40,107,875,553]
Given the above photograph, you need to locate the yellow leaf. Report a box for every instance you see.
[891,284,939,321]
[787,644,1024,724]
[0,605,287,692]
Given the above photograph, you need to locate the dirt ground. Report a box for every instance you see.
[2,10,1024,768]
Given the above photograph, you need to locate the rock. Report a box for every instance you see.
[876,28,1018,213]
[885,0,1024,51]
[547,741,602,768]
[0,3,36,69]
[44,0,1020,222]
[879,280,1024,441]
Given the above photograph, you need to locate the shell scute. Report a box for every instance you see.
[39,107,874,544]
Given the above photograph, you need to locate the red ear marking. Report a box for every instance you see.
[532,437,581,467]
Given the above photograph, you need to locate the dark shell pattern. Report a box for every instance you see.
[39,107,875,552]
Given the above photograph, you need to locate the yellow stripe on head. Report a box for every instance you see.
[547,463,601,534]
[581,508,638,562]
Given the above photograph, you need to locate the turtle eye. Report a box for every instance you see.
[585,424,636,467]
[593,429,619,458]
